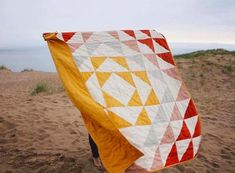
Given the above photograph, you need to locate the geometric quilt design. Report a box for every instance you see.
[51,30,201,172]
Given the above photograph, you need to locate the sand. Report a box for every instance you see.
[0,53,234,173]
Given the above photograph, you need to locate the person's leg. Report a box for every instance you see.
[88,134,103,170]
[88,134,99,158]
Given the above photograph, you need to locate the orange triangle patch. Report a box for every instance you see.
[80,72,93,82]
[128,90,142,106]
[108,110,132,128]
[116,72,135,87]
[145,89,160,106]
[111,57,129,70]
[132,71,151,85]
[95,72,112,87]
[135,108,151,125]
[102,91,124,107]
[90,56,106,69]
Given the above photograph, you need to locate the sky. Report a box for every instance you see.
[0,0,235,48]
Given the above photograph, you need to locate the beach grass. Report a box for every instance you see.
[174,49,235,59]
[0,65,11,71]
[21,68,34,72]
[31,83,48,95]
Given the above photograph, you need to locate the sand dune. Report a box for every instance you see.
[0,52,234,173]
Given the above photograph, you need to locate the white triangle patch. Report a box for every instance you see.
[108,106,143,124]
[176,139,191,161]
[185,116,198,137]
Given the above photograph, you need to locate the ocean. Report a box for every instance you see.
[0,43,234,72]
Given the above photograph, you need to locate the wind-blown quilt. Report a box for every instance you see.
[43,30,201,173]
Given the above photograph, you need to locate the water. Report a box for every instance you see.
[0,43,234,72]
[0,47,56,72]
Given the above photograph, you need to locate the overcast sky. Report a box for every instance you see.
[0,0,235,48]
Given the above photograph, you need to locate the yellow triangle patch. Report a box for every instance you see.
[102,91,124,107]
[116,72,135,87]
[80,72,93,82]
[95,72,112,87]
[135,108,151,125]
[145,89,160,106]
[128,90,143,106]
[90,56,106,69]
[111,56,129,70]
[108,110,132,128]
[133,71,151,85]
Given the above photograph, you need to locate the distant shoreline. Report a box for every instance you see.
[0,47,234,72]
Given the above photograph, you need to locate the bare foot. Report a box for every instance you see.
[93,157,104,170]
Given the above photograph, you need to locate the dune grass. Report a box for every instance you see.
[30,81,64,96]
[174,49,235,59]
[0,65,11,71]
[31,83,48,95]
[21,68,34,72]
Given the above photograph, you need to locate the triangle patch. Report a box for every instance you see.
[170,104,183,121]
[151,147,163,170]
[165,143,179,166]
[128,90,143,106]
[193,118,201,137]
[111,57,130,70]
[135,108,151,125]
[138,38,155,52]
[160,125,175,144]
[132,71,151,85]
[95,72,112,87]
[102,91,124,107]
[176,139,191,161]
[157,53,175,65]
[62,32,76,42]
[144,54,159,68]
[80,72,93,82]
[177,121,191,140]
[176,84,190,101]
[184,99,198,119]
[90,56,106,69]
[180,140,194,162]
[82,32,93,42]
[122,30,136,39]
[108,110,132,128]
[145,89,160,106]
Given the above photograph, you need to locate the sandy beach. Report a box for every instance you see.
[0,52,234,173]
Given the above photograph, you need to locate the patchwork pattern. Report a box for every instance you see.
[54,30,201,172]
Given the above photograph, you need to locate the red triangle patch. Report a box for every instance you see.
[157,52,175,65]
[177,121,191,140]
[153,38,170,50]
[165,143,179,166]
[62,32,76,42]
[138,38,155,52]
[122,30,136,39]
[180,140,194,162]
[184,99,198,119]
[140,30,151,37]
[193,118,201,137]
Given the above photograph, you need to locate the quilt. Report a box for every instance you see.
[43,30,201,173]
